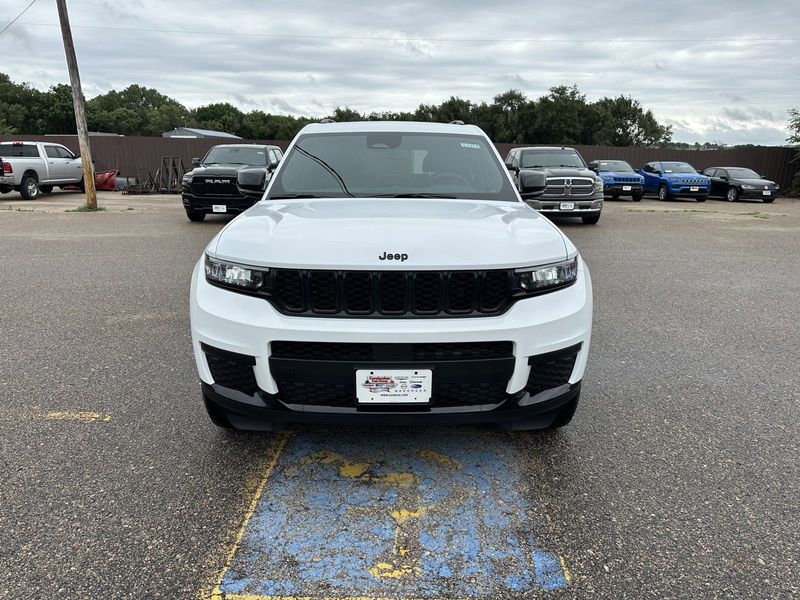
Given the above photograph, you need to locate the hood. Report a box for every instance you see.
[661,172,709,181]
[530,167,596,178]
[188,164,263,177]
[736,178,775,187]
[210,198,571,270]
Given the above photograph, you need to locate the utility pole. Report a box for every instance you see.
[56,0,97,210]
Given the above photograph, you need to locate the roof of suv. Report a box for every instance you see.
[514,147,578,152]
[299,121,485,135]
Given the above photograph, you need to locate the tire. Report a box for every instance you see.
[20,175,40,200]
[582,214,600,225]
[203,393,234,429]
[726,187,739,202]
[696,195,707,203]
[40,185,53,194]
[610,193,620,200]
[0,185,12,194]
[79,177,85,193]
[632,192,643,202]
[186,208,206,222]
[657,184,670,202]
[545,396,579,429]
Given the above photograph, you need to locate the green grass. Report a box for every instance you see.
[65,204,107,212]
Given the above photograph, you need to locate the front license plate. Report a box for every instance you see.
[560,202,575,210]
[212,204,227,213]
[690,186,699,192]
[622,185,632,191]
[356,369,432,404]
[762,190,771,196]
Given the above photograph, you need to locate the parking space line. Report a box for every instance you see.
[209,431,291,600]
[43,411,111,422]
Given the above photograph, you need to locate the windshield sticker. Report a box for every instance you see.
[460,143,481,149]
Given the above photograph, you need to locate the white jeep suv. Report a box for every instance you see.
[190,121,592,431]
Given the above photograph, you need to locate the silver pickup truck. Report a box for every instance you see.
[0,141,84,199]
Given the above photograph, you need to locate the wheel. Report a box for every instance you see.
[20,175,40,199]
[40,185,53,194]
[186,208,206,222]
[582,214,600,225]
[79,177,85,192]
[632,192,643,202]
[203,393,234,429]
[657,184,670,201]
[696,195,707,203]
[726,187,739,202]
[545,396,579,429]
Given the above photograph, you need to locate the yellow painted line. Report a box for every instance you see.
[559,555,573,584]
[207,431,291,600]
[43,411,111,422]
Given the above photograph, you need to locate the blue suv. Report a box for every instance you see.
[588,160,645,201]
[640,161,709,202]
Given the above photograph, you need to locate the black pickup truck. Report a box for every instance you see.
[181,144,283,221]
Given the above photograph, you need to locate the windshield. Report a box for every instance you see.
[267,132,517,201]
[726,168,760,179]
[597,160,633,172]
[661,162,697,174]
[203,146,267,166]
[521,150,586,169]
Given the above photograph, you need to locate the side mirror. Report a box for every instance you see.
[192,158,201,168]
[268,158,280,171]
[506,163,518,173]
[720,175,728,181]
[518,169,547,199]
[589,165,598,172]
[237,168,267,199]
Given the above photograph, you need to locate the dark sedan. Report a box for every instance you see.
[702,167,779,203]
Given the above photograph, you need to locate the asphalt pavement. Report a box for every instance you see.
[1,190,798,599]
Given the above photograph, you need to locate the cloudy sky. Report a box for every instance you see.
[2,0,798,145]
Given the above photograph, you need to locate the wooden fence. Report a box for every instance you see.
[2,135,796,191]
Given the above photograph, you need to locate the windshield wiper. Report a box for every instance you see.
[268,193,326,199]
[372,193,457,199]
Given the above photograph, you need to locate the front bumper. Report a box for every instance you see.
[667,185,709,197]
[740,189,779,200]
[182,191,256,214]
[604,183,643,195]
[526,195,603,216]
[190,258,593,427]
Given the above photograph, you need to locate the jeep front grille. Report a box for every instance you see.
[269,269,514,318]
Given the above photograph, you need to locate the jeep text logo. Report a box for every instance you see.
[378,252,408,261]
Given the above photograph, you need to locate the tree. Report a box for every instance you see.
[788,108,800,193]
[592,96,672,147]
[88,84,189,135]
[191,102,244,135]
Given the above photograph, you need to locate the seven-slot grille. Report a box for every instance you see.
[269,269,513,317]
[191,177,238,196]
[543,176,595,198]
[611,177,641,184]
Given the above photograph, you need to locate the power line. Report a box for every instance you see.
[1,20,799,45]
[0,0,37,36]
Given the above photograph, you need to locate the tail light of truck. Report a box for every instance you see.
[2,161,11,174]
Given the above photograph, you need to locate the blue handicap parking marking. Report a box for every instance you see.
[218,431,569,598]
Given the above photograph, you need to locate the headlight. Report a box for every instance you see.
[182,174,193,184]
[593,179,604,192]
[742,184,754,190]
[775,184,780,190]
[205,255,267,291]
[515,257,578,294]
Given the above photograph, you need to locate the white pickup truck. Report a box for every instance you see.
[0,141,84,199]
